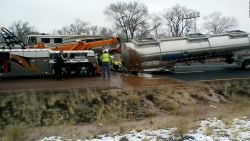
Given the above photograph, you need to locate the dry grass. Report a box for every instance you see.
[95,90,125,123]
[205,127,213,136]
[96,105,105,122]
[220,116,233,128]
[118,126,126,134]
[222,81,232,97]
[1,124,27,141]
[127,90,140,105]
[108,89,119,98]
[173,119,188,137]
[141,138,150,141]
[229,95,250,108]
[173,118,199,138]
[135,128,143,133]
[86,89,101,104]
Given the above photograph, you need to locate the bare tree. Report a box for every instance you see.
[104,1,148,42]
[56,19,90,35]
[99,27,114,39]
[89,26,99,35]
[136,20,151,38]
[149,14,166,39]
[162,4,194,37]
[135,14,167,39]
[9,20,37,42]
[202,12,238,34]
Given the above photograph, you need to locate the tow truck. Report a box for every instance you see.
[0,27,121,76]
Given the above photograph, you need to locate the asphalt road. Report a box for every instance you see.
[164,62,250,81]
[1,62,250,92]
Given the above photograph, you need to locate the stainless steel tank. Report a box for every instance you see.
[121,31,250,71]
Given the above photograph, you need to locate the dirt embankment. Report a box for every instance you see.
[0,84,223,127]
[0,79,250,140]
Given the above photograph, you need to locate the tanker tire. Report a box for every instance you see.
[225,57,234,64]
[242,60,250,70]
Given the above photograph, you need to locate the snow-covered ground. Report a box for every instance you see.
[38,117,250,141]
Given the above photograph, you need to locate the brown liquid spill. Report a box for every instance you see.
[0,73,184,91]
[121,75,184,88]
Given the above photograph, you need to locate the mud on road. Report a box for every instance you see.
[0,72,184,92]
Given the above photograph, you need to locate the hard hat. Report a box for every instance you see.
[76,39,81,42]
[112,34,118,38]
[103,49,109,53]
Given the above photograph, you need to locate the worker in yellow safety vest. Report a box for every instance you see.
[55,50,66,80]
[101,50,111,78]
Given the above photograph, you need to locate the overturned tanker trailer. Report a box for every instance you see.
[121,31,250,72]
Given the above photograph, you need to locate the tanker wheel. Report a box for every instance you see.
[242,60,250,70]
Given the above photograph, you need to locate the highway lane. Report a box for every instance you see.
[0,62,249,92]
[165,62,250,81]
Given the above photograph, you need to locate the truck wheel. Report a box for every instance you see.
[131,71,138,75]
[242,60,250,70]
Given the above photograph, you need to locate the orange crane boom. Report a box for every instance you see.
[50,36,121,53]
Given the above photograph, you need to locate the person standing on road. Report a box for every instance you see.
[54,50,66,80]
[101,50,111,79]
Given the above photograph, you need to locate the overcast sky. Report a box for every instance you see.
[0,0,250,34]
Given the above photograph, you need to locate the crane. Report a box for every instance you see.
[0,27,26,49]
[0,26,122,76]
[50,36,121,53]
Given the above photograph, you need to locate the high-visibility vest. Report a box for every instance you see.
[56,54,66,63]
[102,53,110,63]
[60,55,65,61]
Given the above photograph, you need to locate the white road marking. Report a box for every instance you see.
[175,64,236,68]
[198,77,250,82]
[174,71,204,74]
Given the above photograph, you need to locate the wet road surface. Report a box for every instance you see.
[1,62,249,92]
[168,62,250,81]
[0,73,184,92]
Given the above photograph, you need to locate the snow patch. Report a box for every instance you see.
[38,117,250,141]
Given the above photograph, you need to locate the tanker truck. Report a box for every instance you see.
[121,30,250,72]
